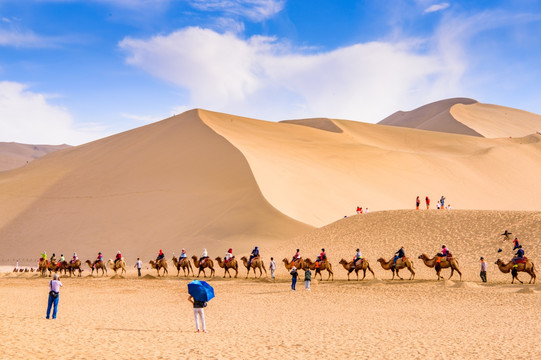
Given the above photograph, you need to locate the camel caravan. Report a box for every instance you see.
[27,243,536,285]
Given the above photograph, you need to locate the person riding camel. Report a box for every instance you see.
[93,252,103,269]
[512,237,520,250]
[224,248,234,263]
[512,245,525,267]
[292,249,301,263]
[316,248,327,268]
[57,254,65,268]
[199,248,209,266]
[352,248,363,269]
[71,252,78,264]
[50,253,56,263]
[114,251,122,265]
[248,246,259,266]
[156,249,165,263]
[393,246,405,268]
[40,251,47,262]
[179,248,187,261]
[437,245,450,263]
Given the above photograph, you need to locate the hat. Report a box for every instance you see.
[480,257,484,260]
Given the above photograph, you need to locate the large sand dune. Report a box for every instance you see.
[1,105,541,264]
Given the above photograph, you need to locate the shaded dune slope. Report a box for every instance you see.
[378,98,480,136]
[0,110,312,263]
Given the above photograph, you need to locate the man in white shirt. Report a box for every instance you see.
[46,274,63,319]
[269,257,276,279]
[134,258,143,277]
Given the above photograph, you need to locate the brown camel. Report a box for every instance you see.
[215,257,238,278]
[149,259,168,277]
[108,259,127,276]
[304,258,334,280]
[86,260,107,276]
[282,258,306,271]
[38,259,49,276]
[339,258,375,281]
[418,254,462,281]
[191,256,215,278]
[240,256,267,279]
[495,259,536,284]
[377,257,415,280]
[57,261,71,276]
[172,256,194,277]
[69,259,84,277]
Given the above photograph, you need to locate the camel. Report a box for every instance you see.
[57,261,71,276]
[69,260,84,277]
[418,254,462,281]
[149,259,168,277]
[377,257,415,280]
[86,260,107,276]
[339,258,375,281]
[304,258,334,281]
[282,258,306,271]
[108,259,126,276]
[495,259,536,284]
[240,256,267,279]
[172,256,194,277]
[215,257,238,278]
[38,259,49,276]
[191,256,215,278]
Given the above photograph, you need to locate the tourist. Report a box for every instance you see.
[512,237,520,250]
[416,196,420,210]
[304,268,312,290]
[290,266,298,291]
[440,196,446,209]
[480,257,487,283]
[501,230,512,241]
[46,274,62,319]
[134,258,142,277]
[187,295,207,333]
[425,196,430,209]
[269,257,276,279]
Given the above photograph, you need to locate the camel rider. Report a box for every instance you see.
[156,249,165,263]
[95,252,103,266]
[393,246,405,267]
[72,252,78,264]
[437,245,450,263]
[292,249,301,263]
[180,248,187,261]
[57,254,65,268]
[512,245,525,267]
[512,237,520,250]
[224,248,233,263]
[50,253,57,264]
[352,248,362,268]
[199,248,209,267]
[316,248,327,268]
[248,246,259,266]
[115,251,122,265]
[40,251,47,262]
[501,230,512,241]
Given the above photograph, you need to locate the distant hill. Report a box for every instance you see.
[0,142,70,172]
[378,98,541,138]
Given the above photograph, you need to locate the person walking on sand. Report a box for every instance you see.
[187,295,207,333]
[290,266,298,291]
[501,230,512,241]
[134,258,142,277]
[416,196,420,210]
[425,196,430,209]
[269,257,276,279]
[480,257,487,283]
[304,268,312,290]
[46,274,62,319]
[512,237,520,250]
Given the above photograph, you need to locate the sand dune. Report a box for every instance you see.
[0,142,70,172]
[1,105,541,265]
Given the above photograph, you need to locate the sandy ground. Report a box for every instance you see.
[1,270,540,360]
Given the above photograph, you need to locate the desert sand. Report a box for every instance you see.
[0,142,69,172]
[1,269,540,359]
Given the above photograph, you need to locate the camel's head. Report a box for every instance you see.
[339,259,347,264]
[282,258,288,263]
[495,259,502,265]
[377,258,384,263]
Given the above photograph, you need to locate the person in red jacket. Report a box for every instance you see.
[425,196,430,209]
[114,251,122,265]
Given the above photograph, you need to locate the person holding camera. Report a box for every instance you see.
[46,274,63,319]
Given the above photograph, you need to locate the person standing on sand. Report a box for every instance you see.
[134,258,142,277]
[46,274,62,319]
[425,196,430,209]
[269,257,276,279]
[416,196,420,210]
[440,196,446,209]
[304,268,312,290]
[480,257,487,283]
[501,230,512,241]
[187,295,207,333]
[290,266,298,291]
[512,237,520,250]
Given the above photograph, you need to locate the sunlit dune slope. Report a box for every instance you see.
[0,142,70,172]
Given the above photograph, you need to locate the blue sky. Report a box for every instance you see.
[0,0,540,144]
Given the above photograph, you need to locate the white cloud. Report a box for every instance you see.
[188,0,285,22]
[119,27,465,122]
[424,3,450,14]
[0,81,107,145]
